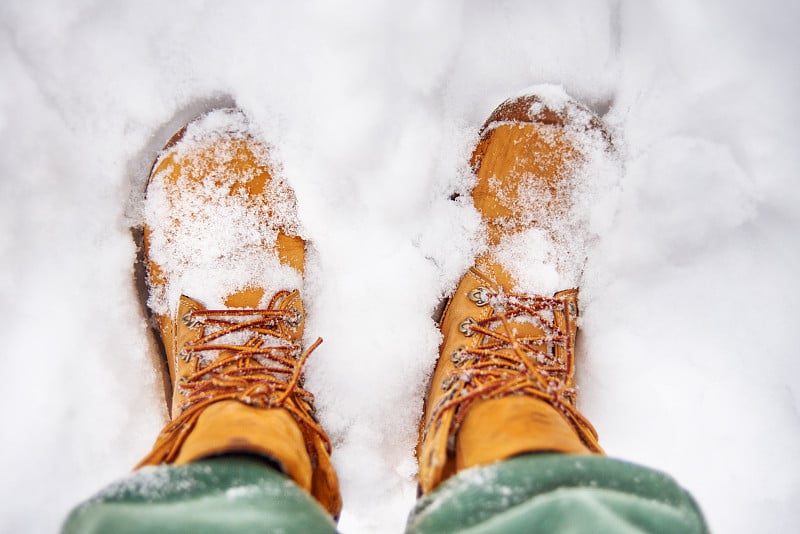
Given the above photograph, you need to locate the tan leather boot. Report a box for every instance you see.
[418,92,610,494]
[136,109,341,517]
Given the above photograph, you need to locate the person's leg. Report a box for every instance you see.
[408,454,706,534]
[413,88,708,533]
[64,456,336,534]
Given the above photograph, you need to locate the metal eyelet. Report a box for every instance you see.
[450,347,468,366]
[441,375,456,391]
[458,317,476,337]
[181,310,201,329]
[286,308,302,328]
[179,348,192,362]
[468,287,490,307]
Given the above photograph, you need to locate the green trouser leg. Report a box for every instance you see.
[62,457,336,534]
[407,454,708,534]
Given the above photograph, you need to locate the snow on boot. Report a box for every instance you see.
[137,109,341,518]
[418,88,614,494]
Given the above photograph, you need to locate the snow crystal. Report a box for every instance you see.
[517,84,576,115]
[225,485,259,499]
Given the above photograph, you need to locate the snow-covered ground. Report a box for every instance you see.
[1,1,798,532]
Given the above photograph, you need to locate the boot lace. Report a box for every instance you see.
[426,289,602,452]
[137,290,329,467]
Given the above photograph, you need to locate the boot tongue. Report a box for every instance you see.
[224,287,265,308]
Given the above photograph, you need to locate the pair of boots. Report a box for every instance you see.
[137,91,606,518]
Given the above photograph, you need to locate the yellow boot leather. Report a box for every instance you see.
[136,109,341,518]
[418,93,610,494]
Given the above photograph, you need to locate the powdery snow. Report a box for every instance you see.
[1,1,798,533]
[488,87,622,295]
[144,108,303,316]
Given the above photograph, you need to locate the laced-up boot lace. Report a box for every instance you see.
[426,289,602,453]
[137,290,328,468]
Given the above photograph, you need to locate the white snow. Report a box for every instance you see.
[1,1,798,533]
[144,108,303,316]
[488,92,622,296]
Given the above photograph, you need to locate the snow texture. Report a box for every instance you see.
[489,85,622,295]
[144,108,302,316]
[1,1,798,533]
